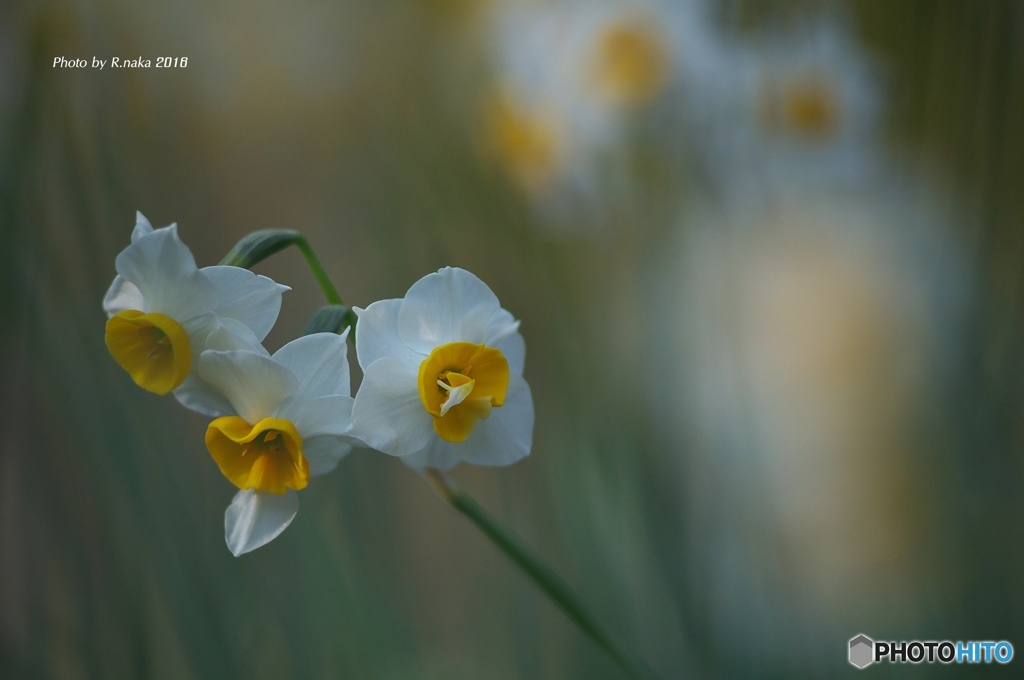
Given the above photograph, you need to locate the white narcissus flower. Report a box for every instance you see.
[481,0,703,211]
[198,331,355,556]
[350,267,533,471]
[693,16,885,199]
[103,212,289,414]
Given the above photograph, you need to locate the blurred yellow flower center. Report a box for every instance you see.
[105,310,192,395]
[592,21,669,107]
[206,417,309,495]
[485,93,560,190]
[763,77,840,139]
[418,342,510,442]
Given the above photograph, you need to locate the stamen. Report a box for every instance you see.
[416,341,510,440]
[439,378,476,417]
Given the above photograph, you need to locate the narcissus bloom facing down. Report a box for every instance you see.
[103,212,289,414]
[350,267,533,471]
[198,332,356,556]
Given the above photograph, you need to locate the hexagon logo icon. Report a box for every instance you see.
[849,634,874,669]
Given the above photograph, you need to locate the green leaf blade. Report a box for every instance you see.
[219,229,303,268]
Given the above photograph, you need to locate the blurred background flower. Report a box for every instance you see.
[647,187,972,672]
[3,0,1024,678]
[472,0,706,226]
[690,12,886,202]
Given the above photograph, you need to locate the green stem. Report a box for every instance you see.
[292,237,358,335]
[424,469,656,680]
[294,236,344,306]
[219,229,357,334]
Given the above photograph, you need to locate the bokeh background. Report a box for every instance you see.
[2,0,1023,677]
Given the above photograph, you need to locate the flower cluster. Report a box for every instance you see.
[477,2,884,216]
[105,213,534,555]
[479,0,700,212]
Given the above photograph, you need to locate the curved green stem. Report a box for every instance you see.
[220,229,357,335]
[424,470,657,680]
[292,237,358,334]
[294,236,343,306]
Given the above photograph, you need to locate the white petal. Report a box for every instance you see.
[485,307,517,333]
[202,265,290,341]
[353,299,425,372]
[279,394,354,439]
[224,489,299,556]
[115,225,218,321]
[349,357,434,457]
[132,211,155,242]
[173,318,269,417]
[102,275,145,317]
[200,317,268,354]
[179,323,299,421]
[173,372,235,417]
[397,267,502,354]
[456,374,533,467]
[184,313,267,358]
[485,309,526,376]
[198,349,298,424]
[303,435,353,476]
[401,438,461,472]
[492,332,525,377]
[180,312,221,353]
[272,331,352,401]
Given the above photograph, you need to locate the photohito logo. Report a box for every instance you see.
[849,635,874,669]
[848,634,1013,668]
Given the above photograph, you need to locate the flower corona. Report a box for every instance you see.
[417,341,510,442]
[105,310,193,394]
[206,416,309,495]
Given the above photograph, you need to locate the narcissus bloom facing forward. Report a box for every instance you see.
[350,267,533,471]
[103,213,288,413]
[198,332,355,556]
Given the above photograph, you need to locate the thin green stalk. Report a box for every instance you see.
[425,469,657,680]
[220,229,357,334]
[294,236,343,306]
[292,237,358,333]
